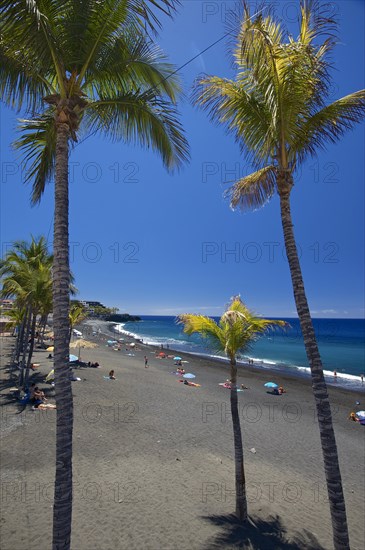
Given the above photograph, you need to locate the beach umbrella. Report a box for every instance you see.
[70,339,98,360]
[355,411,365,419]
[158,352,166,357]
[174,356,182,361]
[47,346,54,352]
[183,373,196,379]
[45,369,54,382]
[69,354,78,362]
[129,343,136,347]
[264,382,278,388]
[70,339,98,349]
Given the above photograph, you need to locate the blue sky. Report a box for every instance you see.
[0,0,364,318]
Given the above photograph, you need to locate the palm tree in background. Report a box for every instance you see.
[69,302,87,343]
[0,1,188,548]
[194,2,365,547]
[0,237,53,387]
[178,297,286,522]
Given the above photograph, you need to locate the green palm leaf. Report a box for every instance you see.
[293,91,365,161]
[83,32,180,101]
[13,112,57,204]
[85,92,189,170]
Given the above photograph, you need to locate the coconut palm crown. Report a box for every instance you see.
[1,0,189,203]
[195,1,364,209]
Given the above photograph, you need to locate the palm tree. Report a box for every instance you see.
[194,2,365,547]
[69,302,87,343]
[178,297,286,522]
[1,237,53,386]
[0,2,188,548]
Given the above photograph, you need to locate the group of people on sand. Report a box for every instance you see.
[87,361,100,368]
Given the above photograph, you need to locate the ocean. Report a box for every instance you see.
[112,316,365,389]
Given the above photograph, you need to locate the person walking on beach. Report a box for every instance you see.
[144,355,149,368]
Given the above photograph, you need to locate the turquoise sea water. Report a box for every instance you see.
[113,316,365,389]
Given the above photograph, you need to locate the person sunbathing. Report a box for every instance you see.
[109,370,116,380]
[181,380,200,387]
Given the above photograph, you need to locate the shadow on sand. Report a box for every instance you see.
[200,513,325,550]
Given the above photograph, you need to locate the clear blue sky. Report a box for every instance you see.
[1,0,364,318]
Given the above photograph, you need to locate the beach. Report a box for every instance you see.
[1,326,364,550]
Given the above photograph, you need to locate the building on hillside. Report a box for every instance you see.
[0,299,14,311]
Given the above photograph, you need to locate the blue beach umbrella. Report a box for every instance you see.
[174,356,182,361]
[69,354,78,362]
[264,382,278,388]
[356,411,365,419]
[183,373,196,379]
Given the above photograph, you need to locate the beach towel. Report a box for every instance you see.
[36,403,56,410]
[103,376,117,380]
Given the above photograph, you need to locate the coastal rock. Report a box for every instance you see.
[105,313,141,322]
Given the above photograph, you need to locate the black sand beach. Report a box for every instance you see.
[1,325,364,549]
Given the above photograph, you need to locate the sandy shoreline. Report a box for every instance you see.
[1,327,364,549]
[85,319,364,392]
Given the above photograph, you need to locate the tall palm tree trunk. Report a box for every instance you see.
[40,314,48,345]
[19,307,32,388]
[52,121,73,550]
[15,311,27,364]
[24,312,37,388]
[279,186,350,550]
[230,359,247,521]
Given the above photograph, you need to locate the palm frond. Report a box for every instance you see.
[177,314,226,354]
[83,31,181,102]
[13,111,57,204]
[226,166,276,211]
[0,43,52,112]
[292,91,365,161]
[73,0,180,84]
[127,0,180,34]
[0,1,66,97]
[299,0,337,46]
[84,91,189,170]
[193,75,273,165]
